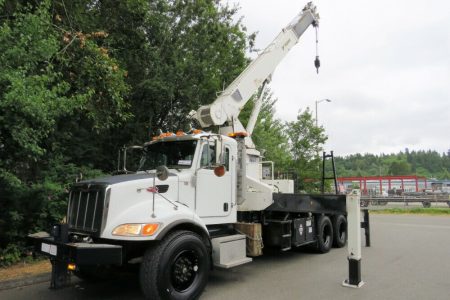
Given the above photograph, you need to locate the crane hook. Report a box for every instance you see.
[314,56,320,74]
[314,24,320,74]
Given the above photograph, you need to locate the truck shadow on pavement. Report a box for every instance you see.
[66,272,142,299]
[64,250,321,299]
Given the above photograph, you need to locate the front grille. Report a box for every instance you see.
[67,185,107,236]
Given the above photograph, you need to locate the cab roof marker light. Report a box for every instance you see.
[191,129,203,135]
[228,131,248,138]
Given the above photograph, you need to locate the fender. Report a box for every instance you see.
[154,219,210,242]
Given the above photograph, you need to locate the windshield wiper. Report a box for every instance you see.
[167,165,182,172]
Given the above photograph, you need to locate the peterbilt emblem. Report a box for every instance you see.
[137,185,168,194]
[146,186,159,193]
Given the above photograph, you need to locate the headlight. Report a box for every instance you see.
[112,223,160,236]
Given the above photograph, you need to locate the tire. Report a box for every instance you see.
[139,230,210,300]
[316,215,334,253]
[422,201,431,208]
[332,214,347,248]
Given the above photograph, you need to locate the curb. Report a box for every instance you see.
[0,273,51,291]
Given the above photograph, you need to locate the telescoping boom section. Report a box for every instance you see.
[194,2,319,135]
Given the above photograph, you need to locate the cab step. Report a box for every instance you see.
[211,234,252,268]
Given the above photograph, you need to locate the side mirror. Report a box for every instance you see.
[156,165,169,181]
[215,138,224,165]
[214,165,226,177]
[117,145,143,173]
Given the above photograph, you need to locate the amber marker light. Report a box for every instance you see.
[67,263,76,271]
[141,223,160,236]
[214,165,226,177]
[228,131,248,138]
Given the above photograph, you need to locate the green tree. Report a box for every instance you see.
[286,108,327,192]
[334,150,450,180]
[0,0,128,265]
[92,0,249,143]
[0,0,251,266]
[388,161,412,175]
[240,90,292,173]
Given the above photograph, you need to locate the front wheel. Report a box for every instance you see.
[140,230,210,300]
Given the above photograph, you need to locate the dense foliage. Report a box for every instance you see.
[0,0,249,266]
[335,150,450,179]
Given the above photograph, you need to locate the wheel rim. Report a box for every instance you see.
[323,224,331,246]
[170,250,199,292]
[339,222,346,241]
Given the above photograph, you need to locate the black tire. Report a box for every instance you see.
[140,230,210,300]
[422,201,431,208]
[316,215,333,253]
[332,214,347,248]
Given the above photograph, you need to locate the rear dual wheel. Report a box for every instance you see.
[316,215,334,253]
[332,214,347,248]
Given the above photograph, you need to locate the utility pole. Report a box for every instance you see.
[315,99,331,127]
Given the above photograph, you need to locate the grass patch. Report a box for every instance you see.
[371,208,450,215]
[0,259,51,282]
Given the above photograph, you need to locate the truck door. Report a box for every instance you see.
[196,142,233,218]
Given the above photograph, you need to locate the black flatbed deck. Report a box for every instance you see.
[267,193,346,215]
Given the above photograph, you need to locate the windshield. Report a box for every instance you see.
[138,140,198,171]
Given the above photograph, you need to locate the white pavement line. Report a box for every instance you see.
[377,222,450,230]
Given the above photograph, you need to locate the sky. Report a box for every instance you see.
[228,0,450,156]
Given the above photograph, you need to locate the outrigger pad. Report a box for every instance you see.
[50,259,71,289]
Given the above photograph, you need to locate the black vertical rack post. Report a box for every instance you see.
[321,151,338,194]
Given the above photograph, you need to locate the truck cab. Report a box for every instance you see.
[66,131,240,246]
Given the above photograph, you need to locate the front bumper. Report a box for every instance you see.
[28,233,122,266]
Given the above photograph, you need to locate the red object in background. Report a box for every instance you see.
[337,175,428,195]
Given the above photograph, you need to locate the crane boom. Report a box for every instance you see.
[195,2,319,130]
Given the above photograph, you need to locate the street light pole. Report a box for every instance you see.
[315,98,331,127]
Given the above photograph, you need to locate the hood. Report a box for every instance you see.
[76,172,177,186]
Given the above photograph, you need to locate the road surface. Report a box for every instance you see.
[1,214,449,300]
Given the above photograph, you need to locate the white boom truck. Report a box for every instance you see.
[30,3,348,299]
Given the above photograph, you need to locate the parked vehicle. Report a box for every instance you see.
[29,3,347,299]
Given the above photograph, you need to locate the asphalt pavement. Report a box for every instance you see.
[1,214,449,300]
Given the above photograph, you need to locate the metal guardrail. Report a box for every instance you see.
[360,195,450,208]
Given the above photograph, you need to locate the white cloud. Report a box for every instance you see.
[228,0,450,155]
